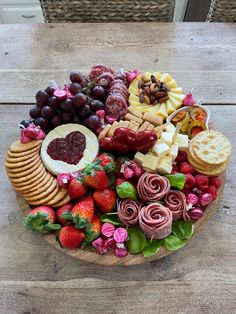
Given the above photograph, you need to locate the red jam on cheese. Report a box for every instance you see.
[47,131,86,165]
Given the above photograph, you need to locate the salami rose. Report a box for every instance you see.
[118,199,141,227]
[137,173,170,202]
[163,190,187,220]
[139,203,172,239]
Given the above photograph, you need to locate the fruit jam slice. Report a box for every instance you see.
[47,131,86,165]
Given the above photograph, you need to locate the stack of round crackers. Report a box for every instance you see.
[187,130,231,176]
[4,140,70,207]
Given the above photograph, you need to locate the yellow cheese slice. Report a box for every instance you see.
[153,72,162,80]
[166,100,176,114]
[133,105,152,113]
[128,85,138,95]
[147,104,161,115]
[160,73,173,83]
[156,103,168,118]
[129,93,140,102]
[168,92,186,102]
[170,87,183,94]
[166,79,177,89]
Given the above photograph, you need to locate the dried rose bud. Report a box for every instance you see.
[57,173,72,188]
[189,207,203,220]
[114,247,128,258]
[101,223,115,238]
[106,115,116,124]
[103,237,116,251]
[91,237,107,255]
[64,83,73,99]
[54,87,67,99]
[199,193,213,207]
[183,92,196,106]
[186,193,199,207]
[113,228,128,243]
[129,161,144,178]
[123,166,135,179]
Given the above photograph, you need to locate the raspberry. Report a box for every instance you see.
[205,185,217,200]
[175,151,187,163]
[184,173,196,190]
[181,187,192,195]
[179,162,195,174]
[195,175,209,191]
[209,176,222,189]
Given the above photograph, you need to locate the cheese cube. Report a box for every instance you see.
[134,152,145,165]
[169,145,178,161]
[152,142,170,157]
[161,132,174,146]
[142,154,160,172]
[174,134,189,150]
[165,123,176,133]
[156,156,173,175]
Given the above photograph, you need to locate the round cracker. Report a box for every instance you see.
[8,145,40,158]
[11,167,47,189]
[16,172,51,193]
[53,193,71,208]
[22,178,58,201]
[46,188,69,206]
[9,163,44,184]
[192,130,231,165]
[5,153,39,169]
[21,176,55,197]
[27,185,60,205]
[7,159,43,179]
[194,163,227,176]
[5,156,41,174]
[7,150,39,162]
[9,139,42,153]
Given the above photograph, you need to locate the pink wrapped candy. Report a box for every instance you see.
[103,238,116,251]
[91,237,107,254]
[101,223,115,238]
[199,193,213,207]
[114,247,128,258]
[189,207,203,220]
[113,228,128,243]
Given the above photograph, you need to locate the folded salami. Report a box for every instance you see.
[163,190,187,220]
[139,203,172,239]
[118,199,142,226]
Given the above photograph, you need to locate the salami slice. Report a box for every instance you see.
[105,94,128,119]
[139,203,172,239]
[96,72,115,88]
[137,173,170,202]
[118,199,141,227]
[88,64,114,81]
[163,190,187,220]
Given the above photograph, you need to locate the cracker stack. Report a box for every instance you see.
[187,130,231,176]
[4,139,70,207]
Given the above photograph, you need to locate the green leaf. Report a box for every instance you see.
[100,213,124,226]
[142,239,162,257]
[172,220,194,240]
[126,226,146,254]
[116,182,138,200]
[163,235,186,251]
[165,174,186,190]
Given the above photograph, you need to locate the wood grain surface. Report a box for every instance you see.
[0,23,236,104]
[0,104,235,313]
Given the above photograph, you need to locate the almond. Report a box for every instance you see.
[158,96,169,103]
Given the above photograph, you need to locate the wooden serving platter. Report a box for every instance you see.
[17,173,225,266]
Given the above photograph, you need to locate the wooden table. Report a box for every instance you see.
[0,23,235,314]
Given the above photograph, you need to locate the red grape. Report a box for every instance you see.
[60,99,74,111]
[73,115,81,124]
[45,86,55,96]
[73,93,87,107]
[41,106,54,118]
[90,100,104,112]
[70,71,83,83]
[48,96,60,109]
[29,105,41,119]
[50,115,62,128]
[87,115,101,129]
[92,86,106,100]
[36,90,49,107]
[62,111,74,123]
[19,120,31,129]
[69,82,82,95]
[80,78,89,88]
[35,117,48,130]
[79,104,93,118]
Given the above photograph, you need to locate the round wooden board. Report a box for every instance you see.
[17,173,225,266]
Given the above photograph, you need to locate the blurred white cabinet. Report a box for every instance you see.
[0,0,44,23]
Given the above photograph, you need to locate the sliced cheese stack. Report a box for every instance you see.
[134,123,189,174]
[128,72,185,119]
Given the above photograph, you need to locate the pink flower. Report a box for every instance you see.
[20,123,45,143]
[125,69,140,83]
[183,92,196,106]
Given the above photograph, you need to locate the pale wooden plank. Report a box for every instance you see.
[0,105,235,312]
[0,23,236,104]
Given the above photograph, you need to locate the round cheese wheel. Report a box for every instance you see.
[41,124,99,175]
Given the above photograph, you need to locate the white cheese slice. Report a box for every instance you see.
[165,123,176,133]
[41,123,99,175]
[142,154,160,172]
[157,156,173,175]
[152,142,170,157]
[174,134,189,150]
[161,132,174,147]
[169,145,178,161]
[134,152,145,165]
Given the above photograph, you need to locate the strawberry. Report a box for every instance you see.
[59,225,85,249]
[66,196,95,229]
[195,175,209,191]
[209,176,222,189]
[96,153,116,173]
[205,185,217,200]
[179,162,195,174]
[93,188,117,213]
[175,151,187,163]
[83,160,109,190]
[23,206,61,233]
[56,203,74,225]
[184,173,196,190]
[69,177,87,199]
[82,215,101,247]
[115,177,126,186]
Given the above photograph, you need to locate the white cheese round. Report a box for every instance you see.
[41,124,99,175]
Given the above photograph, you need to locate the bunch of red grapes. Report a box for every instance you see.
[20,71,108,133]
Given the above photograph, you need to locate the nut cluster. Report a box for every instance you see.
[138,74,170,105]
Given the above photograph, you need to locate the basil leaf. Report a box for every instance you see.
[126,226,146,254]
[165,174,186,190]
[100,213,124,226]
[163,235,186,251]
[172,220,194,240]
[142,239,162,257]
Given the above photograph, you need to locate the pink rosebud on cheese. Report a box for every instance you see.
[91,237,107,254]
[101,223,115,238]
[103,237,116,251]
[114,247,128,258]
[113,228,128,243]
[189,207,203,220]
[57,173,72,188]
[199,193,213,207]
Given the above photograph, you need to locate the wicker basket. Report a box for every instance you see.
[39,0,175,23]
[207,0,236,22]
